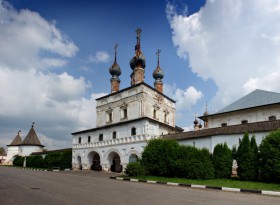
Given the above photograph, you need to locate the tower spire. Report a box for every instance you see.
[109,44,121,93]
[153,49,164,93]
[130,27,146,85]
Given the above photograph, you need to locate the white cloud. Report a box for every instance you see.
[167,0,280,109]
[0,1,104,150]
[88,51,110,63]
[165,83,203,111]
[0,0,78,71]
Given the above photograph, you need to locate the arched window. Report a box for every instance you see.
[78,137,81,144]
[88,136,91,143]
[99,134,103,141]
[153,109,157,118]
[112,131,117,139]
[131,127,136,136]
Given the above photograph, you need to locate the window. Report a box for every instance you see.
[88,136,91,143]
[241,120,248,125]
[221,123,227,127]
[112,131,117,139]
[269,116,276,121]
[153,109,157,119]
[106,109,113,123]
[123,108,127,118]
[99,134,103,141]
[164,113,167,122]
[78,137,81,144]
[131,127,136,136]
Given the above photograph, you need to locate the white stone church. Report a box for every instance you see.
[71,28,280,172]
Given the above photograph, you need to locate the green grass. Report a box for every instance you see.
[122,176,280,192]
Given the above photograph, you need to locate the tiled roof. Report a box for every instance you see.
[216,89,280,114]
[21,124,44,147]
[9,132,22,146]
[163,120,280,140]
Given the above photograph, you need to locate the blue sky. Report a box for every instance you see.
[1,0,280,150]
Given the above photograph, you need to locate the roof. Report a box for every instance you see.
[8,132,22,146]
[31,148,72,155]
[95,82,176,103]
[72,116,182,135]
[200,89,280,119]
[21,125,44,147]
[217,89,280,114]
[164,119,280,141]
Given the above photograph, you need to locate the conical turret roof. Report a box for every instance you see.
[8,131,22,146]
[21,123,44,147]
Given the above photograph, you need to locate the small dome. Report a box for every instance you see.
[130,53,146,70]
[203,111,208,116]
[109,62,121,77]
[153,65,164,80]
[193,118,198,125]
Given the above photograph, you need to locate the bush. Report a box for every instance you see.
[236,132,254,180]
[259,130,280,183]
[141,139,179,176]
[60,150,72,169]
[250,135,259,181]
[125,161,146,176]
[175,146,214,179]
[13,156,24,166]
[44,152,62,169]
[212,143,232,178]
[26,155,45,168]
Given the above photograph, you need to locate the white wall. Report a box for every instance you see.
[20,145,43,156]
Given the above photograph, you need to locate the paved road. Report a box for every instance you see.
[0,166,279,205]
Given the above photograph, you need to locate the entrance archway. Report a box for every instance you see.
[108,152,122,173]
[88,151,102,171]
[77,156,82,170]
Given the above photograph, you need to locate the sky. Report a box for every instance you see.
[1,0,280,150]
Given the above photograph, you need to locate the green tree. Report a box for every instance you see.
[44,152,62,169]
[236,132,254,180]
[13,156,24,166]
[125,161,146,176]
[259,130,280,183]
[175,146,214,179]
[59,150,72,169]
[141,139,179,176]
[212,143,232,178]
[0,147,5,155]
[250,135,259,181]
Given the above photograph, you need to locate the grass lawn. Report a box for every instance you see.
[122,176,280,192]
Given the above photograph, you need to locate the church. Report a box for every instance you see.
[71,28,182,172]
[4,123,44,165]
[71,28,280,172]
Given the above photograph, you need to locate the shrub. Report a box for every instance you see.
[250,135,259,181]
[141,139,179,176]
[13,156,24,166]
[175,146,214,180]
[236,132,254,180]
[259,130,280,183]
[212,143,232,178]
[26,155,45,168]
[60,150,72,169]
[44,152,62,169]
[125,161,146,176]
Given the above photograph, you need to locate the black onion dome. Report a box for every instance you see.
[130,53,146,70]
[109,62,121,77]
[153,65,164,80]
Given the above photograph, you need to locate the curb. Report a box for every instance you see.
[110,177,280,197]
[4,166,72,172]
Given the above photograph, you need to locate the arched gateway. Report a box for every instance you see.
[108,152,122,173]
[88,151,102,171]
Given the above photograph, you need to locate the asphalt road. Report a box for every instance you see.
[0,166,279,205]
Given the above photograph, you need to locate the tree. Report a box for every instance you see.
[44,152,62,169]
[175,146,214,179]
[212,143,232,178]
[236,132,254,180]
[125,161,146,176]
[259,130,280,183]
[250,135,259,181]
[0,147,5,155]
[141,139,179,176]
[13,156,24,166]
[60,150,72,169]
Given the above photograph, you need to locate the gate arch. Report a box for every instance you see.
[108,151,122,173]
[88,151,102,171]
